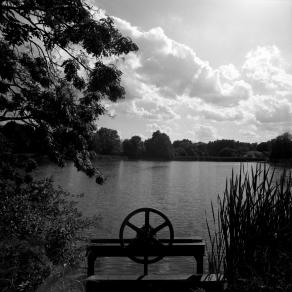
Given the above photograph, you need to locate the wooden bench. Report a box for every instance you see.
[85,208,226,291]
[85,238,226,291]
[86,237,205,276]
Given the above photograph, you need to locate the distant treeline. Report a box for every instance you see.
[89,126,292,162]
[1,123,292,162]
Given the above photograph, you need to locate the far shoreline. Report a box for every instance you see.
[94,154,267,163]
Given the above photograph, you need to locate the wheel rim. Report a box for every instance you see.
[119,208,174,264]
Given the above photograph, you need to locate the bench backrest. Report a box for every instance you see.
[87,237,205,276]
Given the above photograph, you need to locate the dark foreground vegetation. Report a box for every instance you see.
[207,167,292,292]
[0,0,137,291]
[0,178,93,291]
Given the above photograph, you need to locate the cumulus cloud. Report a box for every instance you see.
[99,16,292,142]
[115,17,251,107]
[188,125,217,142]
[249,95,292,124]
[242,46,292,95]
[132,98,179,121]
[200,107,244,122]
[219,64,241,81]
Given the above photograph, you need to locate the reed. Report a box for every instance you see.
[207,165,292,291]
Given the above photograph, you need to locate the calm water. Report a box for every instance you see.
[34,160,263,237]
[35,159,274,282]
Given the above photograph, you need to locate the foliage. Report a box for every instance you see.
[0,2,137,290]
[144,130,174,160]
[91,127,121,155]
[119,132,263,159]
[206,140,256,157]
[270,132,292,160]
[218,147,237,157]
[122,135,144,158]
[0,122,43,154]
[257,141,272,153]
[207,167,292,291]
[172,139,257,158]
[92,128,292,161]
[173,139,198,156]
[0,0,138,179]
[0,178,92,292]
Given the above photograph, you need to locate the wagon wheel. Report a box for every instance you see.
[119,208,174,265]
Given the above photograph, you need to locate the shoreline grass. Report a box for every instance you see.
[207,166,292,291]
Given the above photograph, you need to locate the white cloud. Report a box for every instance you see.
[219,64,240,81]
[115,17,251,106]
[200,107,244,122]
[188,125,217,142]
[99,17,292,142]
[249,95,292,124]
[132,98,179,121]
[242,46,292,95]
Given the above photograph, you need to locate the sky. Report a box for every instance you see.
[93,0,292,143]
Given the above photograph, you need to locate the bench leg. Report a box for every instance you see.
[87,251,97,276]
[195,255,204,274]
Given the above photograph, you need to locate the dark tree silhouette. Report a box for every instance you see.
[123,135,144,158]
[219,147,237,157]
[270,132,292,160]
[144,131,174,159]
[92,127,121,155]
[0,0,138,180]
[173,139,198,156]
[257,141,272,153]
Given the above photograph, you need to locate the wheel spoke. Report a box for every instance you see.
[126,221,142,234]
[145,209,150,229]
[152,221,168,234]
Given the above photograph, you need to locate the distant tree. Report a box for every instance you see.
[207,140,236,156]
[174,146,187,157]
[219,147,237,157]
[270,132,292,159]
[257,141,272,153]
[204,140,257,157]
[92,127,121,155]
[173,139,193,149]
[145,131,174,159]
[194,142,208,157]
[173,139,198,156]
[123,135,144,158]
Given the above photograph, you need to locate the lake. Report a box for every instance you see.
[35,159,277,289]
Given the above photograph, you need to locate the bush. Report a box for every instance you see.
[207,166,292,291]
[0,178,91,291]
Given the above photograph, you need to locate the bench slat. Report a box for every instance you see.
[87,243,205,257]
[90,237,203,244]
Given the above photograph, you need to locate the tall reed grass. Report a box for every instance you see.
[207,166,292,291]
